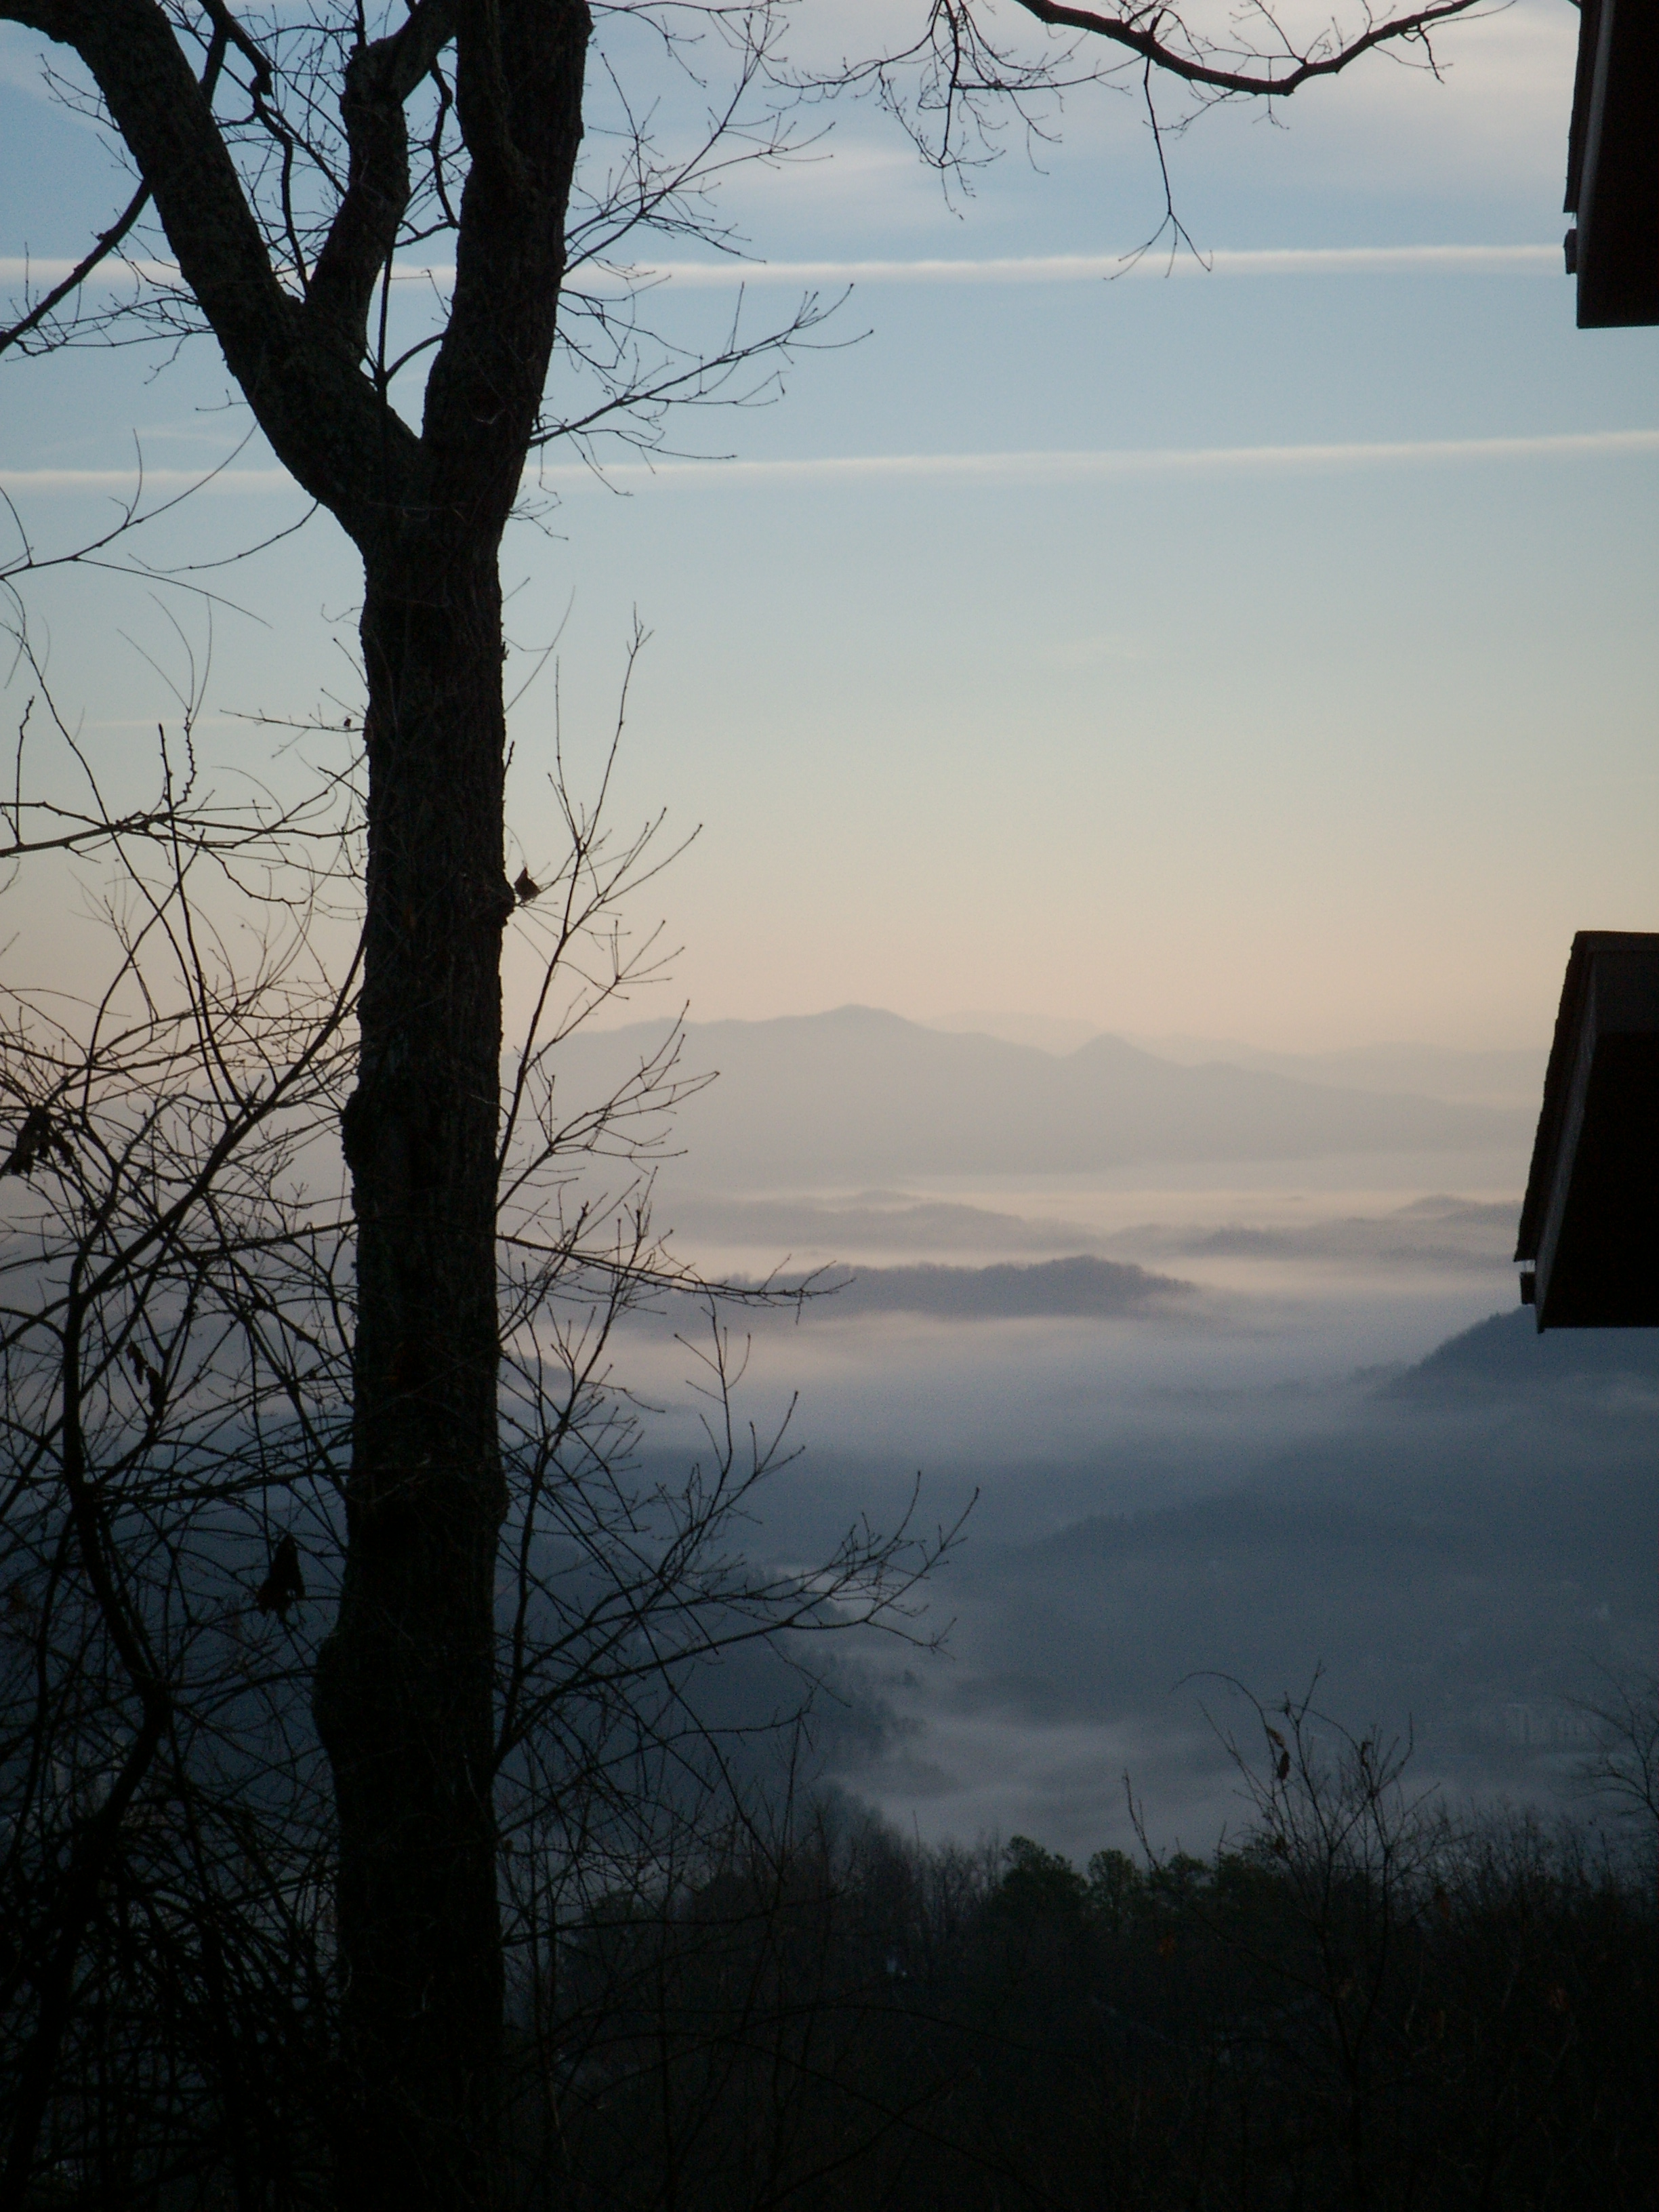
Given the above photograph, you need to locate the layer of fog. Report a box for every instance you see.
[559,1010,1647,1865]
[637,1277,1654,1861]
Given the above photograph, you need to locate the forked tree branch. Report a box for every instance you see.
[0,0,413,537]
[1001,0,1489,98]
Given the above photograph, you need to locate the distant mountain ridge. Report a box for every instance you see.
[769,1255,1191,1320]
[929,1015,1547,1111]
[556,1006,1533,1185]
[1122,1036,1547,1113]
[1385,1307,1659,1397]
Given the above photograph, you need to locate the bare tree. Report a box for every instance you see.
[1172,1677,1457,2210]
[1569,1668,1659,1844]
[0,2,1492,2198]
[0,647,952,2206]
[1,680,361,2203]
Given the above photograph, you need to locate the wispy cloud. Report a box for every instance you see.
[5,428,1655,501]
[565,244,1563,289]
[530,428,1659,491]
[2,243,1561,298]
[0,257,180,287]
[0,467,295,493]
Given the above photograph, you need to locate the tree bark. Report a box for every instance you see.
[310,528,516,2209]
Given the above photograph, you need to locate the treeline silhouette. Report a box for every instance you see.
[526,1707,1654,2212]
[13,1694,1653,2209]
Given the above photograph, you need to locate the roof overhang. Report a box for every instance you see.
[1515,931,1659,1328]
[1563,0,1659,327]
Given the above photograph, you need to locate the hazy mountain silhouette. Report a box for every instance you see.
[663,1191,1108,1256]
[802,1255,1192,1319]
[1384,1305,1659,1398]
[661,1191,1516,1273]
[567,1007,1533,1185]
[1168,1196,1515,1270]
[1122,1036,1547,1111]
[930,1018,1547,1111]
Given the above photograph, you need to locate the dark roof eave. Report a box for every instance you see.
[1516,930,1659,1265]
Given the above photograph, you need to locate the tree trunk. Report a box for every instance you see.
[0,11,589,2202]
[312,531,516,2211]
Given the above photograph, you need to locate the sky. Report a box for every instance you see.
[1,0,1655,1056]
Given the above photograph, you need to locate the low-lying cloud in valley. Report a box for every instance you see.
[585,1009,1652,1862]
[760,1256,1193,1320]
[729,1309,1657,1862]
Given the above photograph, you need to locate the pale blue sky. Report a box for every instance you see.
[2,0,1654,1049]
